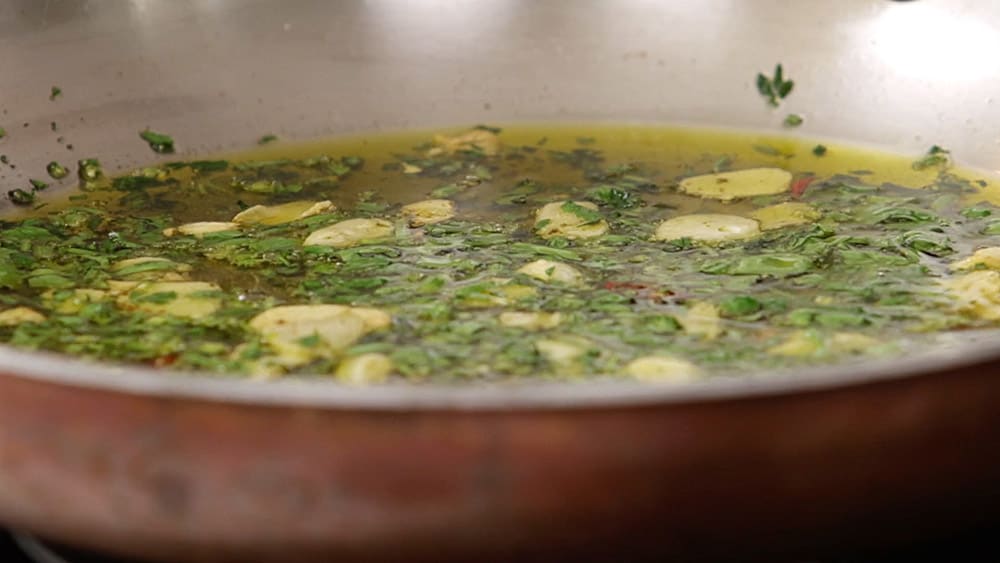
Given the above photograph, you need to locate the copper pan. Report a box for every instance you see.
[2,1,1000,560]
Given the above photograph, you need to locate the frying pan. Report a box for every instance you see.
[2,0,1000,561]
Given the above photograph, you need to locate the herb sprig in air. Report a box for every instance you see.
[756,64,795,107]
[912,145,951,171]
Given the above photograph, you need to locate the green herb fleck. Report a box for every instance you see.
[257,134,278,145]
[719,296,763,317]
[509,242,583,261]
[165,159,229,173]
[587,185,640,209]
[812,144,828,157]
[49,86,62,101]
[7,189,35,206]
[28,179,49,191]
[912,145,951,171]
[130,291,178,305]
[961,207,992,220]
[298,333,322,347]
[701,254,814,277]
[752,144,793,158]
[560,201,603,224]
[77,158,103,182]
[783,114,804,127]
[139,129,176,154]
[712,156,732,173]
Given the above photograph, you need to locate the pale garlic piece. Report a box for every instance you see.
[768,331,821,357]
[106,280,140,295]
[249,305,391,366]
[233,200,335,226]
[653,214,760,244]
[534,201,609,240]
[517,259,583,285]
[117,281,222,319]
[769,330,878,357]
[950,247,1000,272]
[535,339,586,364]
[111,257,191,281]
[942,270,1000,320]
[401,199,456,227]
[749,202,821,231]
[679,301,722,340]
[0,307,46,326]
[829,332,879,353]
[303,218,394,248]
[678,167,792,201]
[499,284,539,302]
[625,356,700,383]
[342,306,393,332]
[429,128,500,157]
[163,222,239,237]
[336,353,395,385]
[498,311,562,330]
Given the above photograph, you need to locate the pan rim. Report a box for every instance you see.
[0,333,993,410]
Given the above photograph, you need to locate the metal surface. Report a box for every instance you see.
[2,0,1000,561]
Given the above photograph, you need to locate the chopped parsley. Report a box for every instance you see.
[783,114,804,127]
[139,130,176,154]
[46,161,69,179]
[7,188,34,205]
[77,158,103,182]
[912,145,951,171]
[560,201,603,224]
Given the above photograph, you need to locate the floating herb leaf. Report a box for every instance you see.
[783,114,804,127]
[560,201,603,224]
[46,161,69,179]
[587,185,641,209]
[77,158,103,182]
[139,129,176,154]
[7,189,34,206]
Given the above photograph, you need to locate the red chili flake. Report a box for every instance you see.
[791,175,816,197]
[152,353,179,368]
[603,281,650,291]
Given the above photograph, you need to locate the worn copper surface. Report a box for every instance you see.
[0,362,997,562]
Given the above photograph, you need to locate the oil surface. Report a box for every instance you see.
[0,124,997,383]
